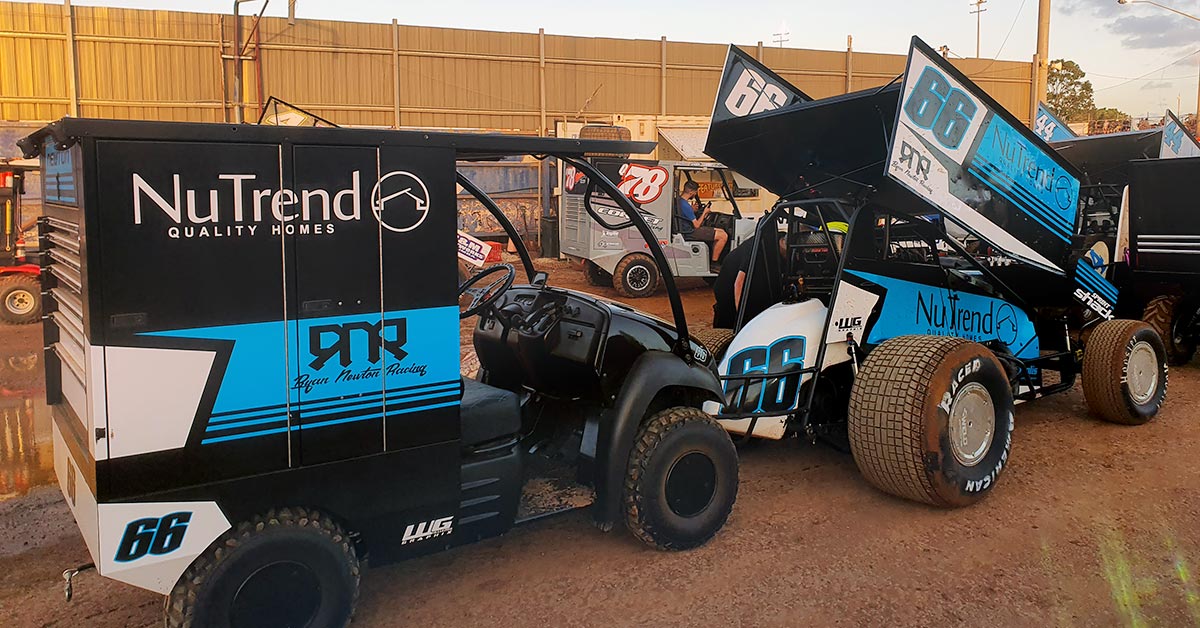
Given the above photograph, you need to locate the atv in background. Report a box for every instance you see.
[695,38,1168,508]
[0,164,41,325]
[22,119,737,628]
[560,158,759,297]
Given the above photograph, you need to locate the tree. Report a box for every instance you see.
[1046,59,1095,121]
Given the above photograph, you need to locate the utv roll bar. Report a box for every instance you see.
[456,172,537,283]
[557,154,695,359]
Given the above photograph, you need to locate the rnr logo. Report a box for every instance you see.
[309,318,407,370]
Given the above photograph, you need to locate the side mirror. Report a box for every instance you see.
[531,271,549,288]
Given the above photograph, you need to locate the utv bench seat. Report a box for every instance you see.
[460,379,522,446]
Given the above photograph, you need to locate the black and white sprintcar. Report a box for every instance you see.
[695,38,1169,507]
[22,120,738,627]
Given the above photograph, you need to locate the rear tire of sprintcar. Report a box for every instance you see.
[847,336,1015,507]
[613,253,659,298]
[1142,296,1195,366]
[165,507,360,628]
[585,260,612,287]
[1083,319,1168,425]
[692,328,736,361]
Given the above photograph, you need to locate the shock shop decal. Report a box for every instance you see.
[887,40,1082,275]
[142,306,460,444]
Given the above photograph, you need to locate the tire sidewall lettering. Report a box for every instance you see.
[932,351,1014,498]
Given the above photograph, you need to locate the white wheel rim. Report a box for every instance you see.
[1127,340,1159,405]
[5,289,35,316]
[947,382,995,467]
[627,265,650,291]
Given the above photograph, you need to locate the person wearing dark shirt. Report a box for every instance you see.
[712,233,787,329]
[675,181,728,270]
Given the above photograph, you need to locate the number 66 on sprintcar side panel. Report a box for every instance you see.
[700,36,1168,509]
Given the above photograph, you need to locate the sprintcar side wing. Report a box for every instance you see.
[1160,109,1200,159]
[887,37,1083,276]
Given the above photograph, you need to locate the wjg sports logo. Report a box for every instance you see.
[132,169,430,240]
[402,516,453,545]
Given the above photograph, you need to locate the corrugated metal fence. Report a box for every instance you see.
[0,2,1037,131]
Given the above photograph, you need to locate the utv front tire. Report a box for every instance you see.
[624,407,738,550]
[1142,296,1195,365]
[0,275,40,325]
[848,336,1015,507]
[1083,319,1168,425]
[166,507,360,628]
[613,253,659,298]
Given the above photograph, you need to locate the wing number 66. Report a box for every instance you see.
[904,67,978,150]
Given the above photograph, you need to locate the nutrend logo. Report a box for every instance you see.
[132,170,430,239]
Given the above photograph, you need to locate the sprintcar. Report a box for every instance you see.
[1050,113,1200,364]
[20,120,738,627]
[696,38,1169,507]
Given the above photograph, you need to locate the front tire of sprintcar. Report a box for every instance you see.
[848,336,1014,507]
[1083,319,1168,425]
[165,507,360,628]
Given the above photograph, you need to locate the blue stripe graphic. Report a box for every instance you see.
[201,397,460,444]
[968,167,1070,243]
[970,159,1073,234]
[972,159,1072,232]
[206,385,462,433]
[1075,261,1118,301]
[207,380,460,424]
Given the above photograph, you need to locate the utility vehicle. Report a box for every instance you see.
[695,39,1168,507]
[559,158,758,297]
[21,119,738,628]
[0,163,41,324]
[1050,113,1200,364]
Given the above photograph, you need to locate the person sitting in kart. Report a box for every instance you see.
[674,180,728,272]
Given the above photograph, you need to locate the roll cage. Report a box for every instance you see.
[718,199,1082,432]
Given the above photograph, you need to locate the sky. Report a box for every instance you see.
[23,0,1200,117]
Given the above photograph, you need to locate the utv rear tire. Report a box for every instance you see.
[165,507,360,628]
[1142,296,1195,365]
[624,407,738,551]
[692,328,736,361]
[0,275,40,325]
[585,261,611,287]
[1083,319,1168,425]
[848,336,1014,507]
[613,254,659,298]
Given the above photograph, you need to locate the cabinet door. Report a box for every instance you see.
[287,145,387,466]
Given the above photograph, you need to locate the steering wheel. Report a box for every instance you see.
[458,263,516,319]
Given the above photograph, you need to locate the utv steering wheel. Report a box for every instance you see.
[458,263,516,319]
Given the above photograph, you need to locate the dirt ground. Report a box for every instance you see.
[3,260,1200,627]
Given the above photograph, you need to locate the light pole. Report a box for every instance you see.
[1117,0,1200,138]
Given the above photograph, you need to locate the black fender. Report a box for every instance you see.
[592,350,724,529]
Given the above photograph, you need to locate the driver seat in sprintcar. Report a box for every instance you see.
[459,379,522,449]
[785,229,844,302]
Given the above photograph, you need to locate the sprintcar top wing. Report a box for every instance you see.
[705,36,1085,276]
[1052,109,1200,184]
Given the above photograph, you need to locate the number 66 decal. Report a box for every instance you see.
[904,66,978,150]
[114,512,192,562]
